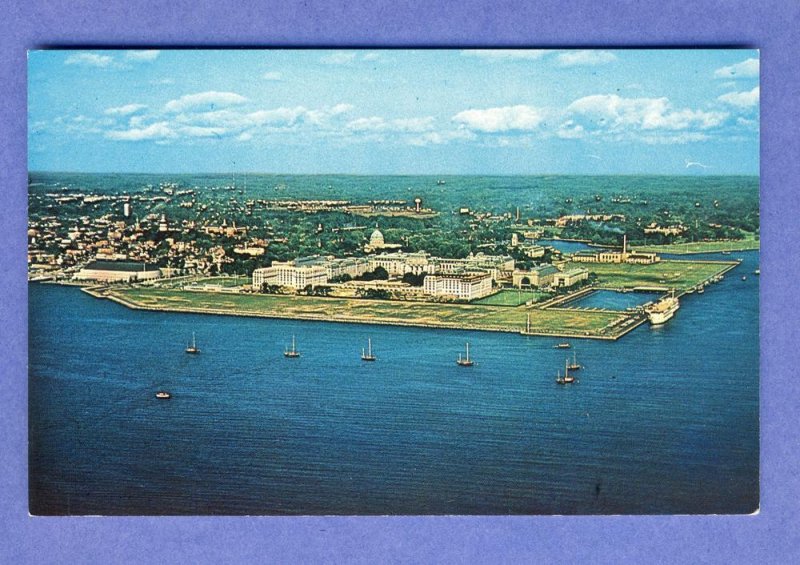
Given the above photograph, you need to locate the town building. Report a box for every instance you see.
[423,271,493,301]
[553,267,589,288]
[364,228,402,253]
[369,251,433,276]
[512,265,559,288]
[252,257,328,289]
[252,255,371,290]
[75,260,161,283]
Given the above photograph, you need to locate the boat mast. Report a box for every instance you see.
[192,332,196,349]
[368,338,372,357]
[465,342,470,362]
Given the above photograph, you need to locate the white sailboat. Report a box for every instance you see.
[361,338,376,361]
[284,335,300,358]
[556,357,575,384]
[185,332,200,354]
[456,342,474,367]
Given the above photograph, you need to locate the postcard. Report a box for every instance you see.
[27,49,759,515]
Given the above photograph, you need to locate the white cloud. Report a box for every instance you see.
[178,125,228,138]
[237,132,253,142]
[105,121,175,141]
[361,52,381,62]
[639,132,711,145]
[346,116,434,133]
[262,71,283,81]
[304,104,354,126]
[714,57,759,79]
[104,103,147,116]
[461,49,549,61]
[718,86,759,108]
[407,129,475,146]
[556,50,617,67]
[247,107,307,127]
[321,52,357,65]
[452,105,547,133]
[164,91,248,112]
[64,53,114,68]
[567,94,726,131]
[125,50,160,62]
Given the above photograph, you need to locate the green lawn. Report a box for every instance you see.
[113,288,624,336]
[190,276,251,287]
[586,259,736,290]
[632,232,759,255]
[473,289,550,306]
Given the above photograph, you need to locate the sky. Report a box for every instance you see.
[28,49,759,175]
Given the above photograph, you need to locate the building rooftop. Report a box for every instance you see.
[82,260,159,272]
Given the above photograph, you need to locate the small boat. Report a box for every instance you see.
[556,359,575,385]
[185,332,200,354]
[456,342,474,367]
[754,269,760,276]
[741,275,747,281]
[436,179,446,185]
[155,391,171,399]
[361,338,376,361]
[697,287,705,294]
[567,351,581,371]
[554,343,571,349]
[284,335,300,358]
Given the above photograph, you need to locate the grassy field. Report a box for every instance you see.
[473,289,550,306]
[190,276,251,287]
[585,259,736,290]
[632,233,759,255]
[112,287,624,337]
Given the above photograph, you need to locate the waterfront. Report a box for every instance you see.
[29,251,759,515]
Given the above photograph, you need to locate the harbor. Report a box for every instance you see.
[29,249,760,515]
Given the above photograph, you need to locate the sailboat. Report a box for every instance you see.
[284,335,300,358]
[556,357,575,384]
[361,338,376,361]
[456,342,474,367]
[185,332,200,354]
[567,350,581,371]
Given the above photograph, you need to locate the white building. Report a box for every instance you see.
[369,251,433,276]
[252,255,371,289]
[553,267,589,288]
[75,260,161,283]
[423,271,493,300]
[252,257,328,289]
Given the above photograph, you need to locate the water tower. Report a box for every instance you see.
[414,197,422,213]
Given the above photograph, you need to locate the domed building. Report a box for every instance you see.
[364,226,402,253]
[369,228,385,248]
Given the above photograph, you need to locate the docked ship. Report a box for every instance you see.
[645,292,679,325]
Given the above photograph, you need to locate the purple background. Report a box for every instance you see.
[2,1,798,562]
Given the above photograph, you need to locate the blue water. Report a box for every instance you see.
[566,290,661,310]
[29,252,759,515]
[536,239,596,254]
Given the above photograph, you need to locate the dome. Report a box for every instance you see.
[369,229,385,247]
